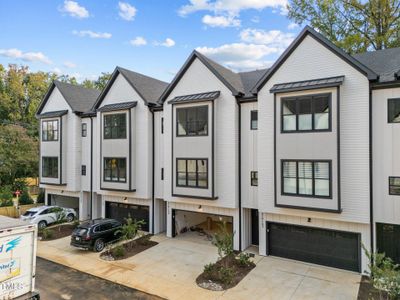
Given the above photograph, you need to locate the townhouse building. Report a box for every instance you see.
[38,26,400,274]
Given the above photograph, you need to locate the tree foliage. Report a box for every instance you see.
[287,0,400,53]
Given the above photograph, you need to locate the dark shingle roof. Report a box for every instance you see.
[239,69,268,97]
[37,110,68,118]
[168,91,220,104]
[270,76,344,93]
[353,47,400,82]
[97,101,137,112]
[117,67,169,104]
[54,81,101,113]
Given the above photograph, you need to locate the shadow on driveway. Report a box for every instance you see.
[35,257,163,300]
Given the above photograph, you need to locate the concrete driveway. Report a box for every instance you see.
[37,232,361,300]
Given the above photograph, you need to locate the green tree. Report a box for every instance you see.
[287,0,400,53]
[0,124,38,186]
[94,72,111,90]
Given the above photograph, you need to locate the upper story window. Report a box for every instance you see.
[177,158,208,188]
[42,120,58,141]
[282,94,330,132]
[82,123,87,137]
[389,177,400,195]
[104,157,126,182]
[251,110,258,130]
[81,165,86,176]
[104,113,126,139]
[42,157,58,178]
[251,171,258,186]
[282,160,331,198]
[388,98,400,123]
[177,106,208,136]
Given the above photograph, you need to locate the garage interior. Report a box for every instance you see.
[172,209,233,243]
[48,194,80,218]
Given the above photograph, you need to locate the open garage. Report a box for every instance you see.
[48,194,80,217]
[105,202,150,231]
[171,209,233,241]
[266,222,361,272]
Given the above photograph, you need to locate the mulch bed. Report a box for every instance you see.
[357,275,390,300]
[100,235,158,261]
[196,253,256,291]
[39,224,76,241]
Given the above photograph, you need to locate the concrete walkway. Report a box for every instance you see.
[37,233,361,300]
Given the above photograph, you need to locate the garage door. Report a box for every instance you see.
[377,223,400,264]
[105,202,149,231]
[267,222,360,272]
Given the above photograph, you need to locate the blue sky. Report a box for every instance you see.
[0,0,301,82]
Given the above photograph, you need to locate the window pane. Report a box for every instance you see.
[177,173,186,185]
[313,96,329,113]
[298,162,312,178]
[390,177,400,186]
[198,173,207,187]
[298,98,312,114]
[198,160,207,187]
[388,99,400,123]
[314,162,329,179]
[251,111,258,130]
[283,161,296,178]
[197,160,207,173]
[187,160,196,172]
[177,160,186,172]
[177,109,187,135]
[283,115,296,131]
[188,172,197,186]
[298,114,312,130]
[282,100,296,115]
[298,178,313,195]
[196,106,208,135]
[283,178,297,193]
[314,113,329,129]
[315,179,330,196]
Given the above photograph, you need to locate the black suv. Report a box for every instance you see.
[70,218,122,252]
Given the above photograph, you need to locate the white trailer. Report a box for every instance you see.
[0,216,39,300]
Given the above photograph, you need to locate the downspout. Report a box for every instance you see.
[90,116,93,220]
[236,98,242,251]
[369,84,374,258]
[151,107,155,234]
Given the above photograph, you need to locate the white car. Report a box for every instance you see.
[20,205,77,229]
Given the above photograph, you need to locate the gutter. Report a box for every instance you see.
[148,104,156,234]
[236,98,242,251]
[369,84,374,258]
[90,116,93,220]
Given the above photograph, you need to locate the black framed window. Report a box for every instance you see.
[176,158,208,188]
[104,113,126,139]
[42,120,59,141]
[104,158,126,182]
[161,117,164,134]
[389,177,400,195]
[176,106,208,136]
[251,110,258,130]
[42,157,58,178]
[282,160,331,198]
[282,94,331,132]
[81,165,86,176]
[251,171,258,186]
[161,168,164,180]
[388,99,400,123]
[82,123,87,137]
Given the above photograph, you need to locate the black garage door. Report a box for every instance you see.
[105,202,149,232]
[377,223,400,265]
[267,222,360,272]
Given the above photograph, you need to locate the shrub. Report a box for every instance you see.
[13,178,28,194]
[112,245,125,258]
[19,191,33,205]
[36,189,45,203]
[212,221,234,259]
[218,266,235,285]
[115,216,146,242]
[0,186,13,203]
[236,252,252,267]
[0,199,13,207]
[203,263,214,277]
[40,228,54,240]
[363,244,400,299]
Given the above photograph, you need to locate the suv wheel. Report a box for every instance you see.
[38,220,47,230]
[66,214,75,222]
[94,239,105,252]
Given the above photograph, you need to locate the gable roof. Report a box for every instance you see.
[93,66,169,110]
[159,50,267,103]
[251,26,378,93]
[353,47,400,83]
[36,80,101,115]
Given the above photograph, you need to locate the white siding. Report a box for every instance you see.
[154,111,164,199]
[258,34,370,224]
[372,88,400,225]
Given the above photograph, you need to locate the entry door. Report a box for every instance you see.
[377,223,400,264]
[251,209,259,245]
[267,222,361,272]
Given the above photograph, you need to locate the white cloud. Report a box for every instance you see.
[72,30,112,39]
[179,0,287,16]
[130,36,147,46]
[196,43,278,71]
[287,22,299,30]
[118,2,137,21]
[202,14,240,27]
[239,29,294,49]
[0,48,52,65]
[59,1,89,19]
[63,61,77,68]
[52,67,62,75]
[155,38,176,47]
